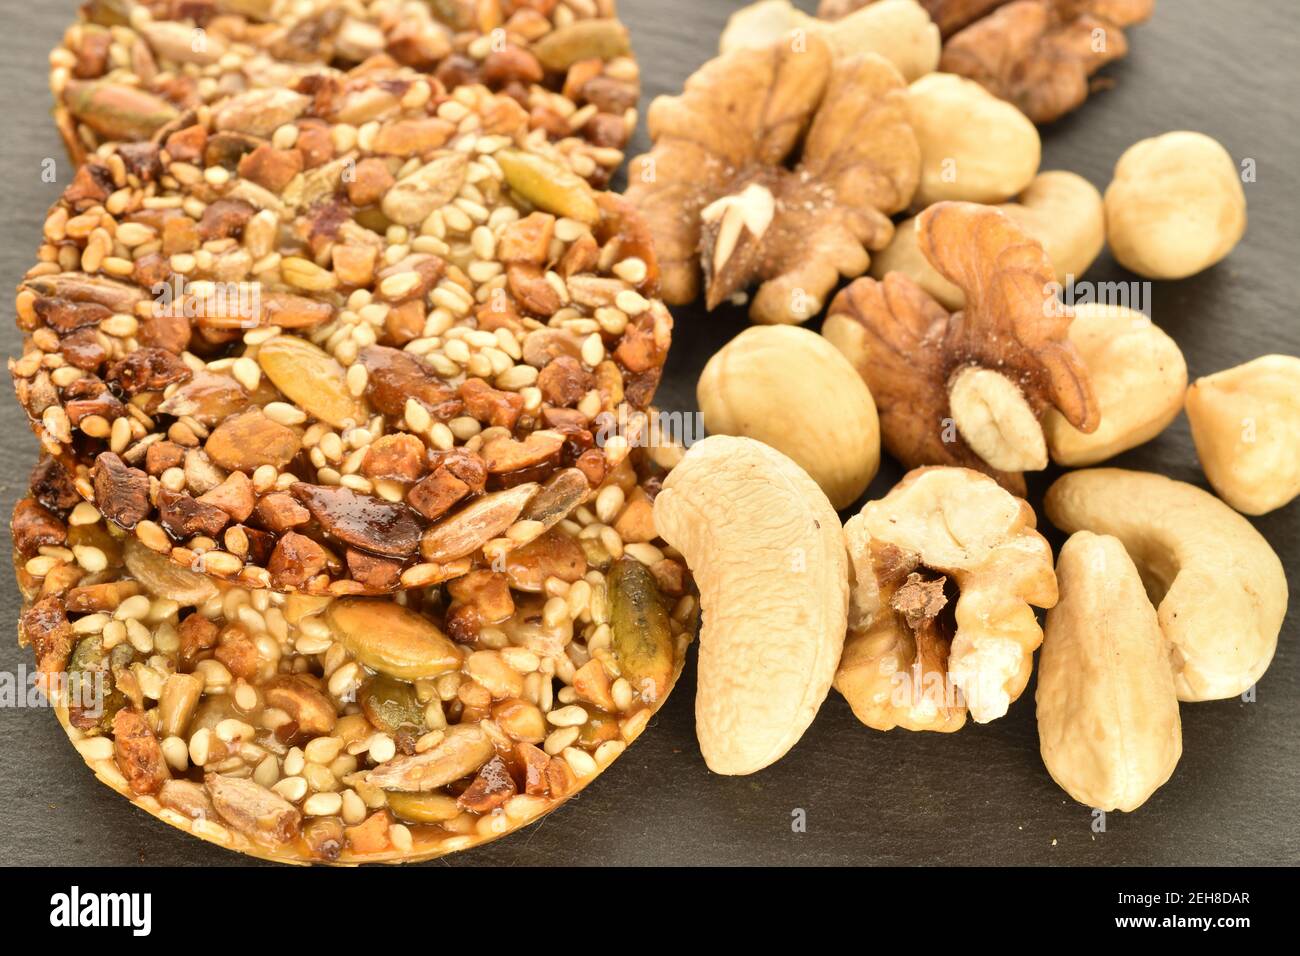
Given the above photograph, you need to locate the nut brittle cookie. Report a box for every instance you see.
[13,449,694,864]
[12,75,671,595]
[52,0,639,185]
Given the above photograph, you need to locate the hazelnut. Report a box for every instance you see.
[697,326,880,510]
[906,72,1041,207]
[1104,131,1247,279]
[1186,354,1300,515]
[1043,304,1187,466]
[721,0,941,82]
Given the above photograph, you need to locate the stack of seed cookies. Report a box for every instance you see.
[10,0,694,864]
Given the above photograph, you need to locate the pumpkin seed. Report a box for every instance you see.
[358,675,426,734]
[382,151,469,226]
[256,336,368,429]
[497,149,600,226]
[324,598,462,680]
[531,19,631,72]
[384,790,461,824]
[63,80,180,141]
[608,558,674,703]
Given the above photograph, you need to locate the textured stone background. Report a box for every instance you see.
[0,0,1295,866]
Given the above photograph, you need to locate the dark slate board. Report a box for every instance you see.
[0,0,1295,867]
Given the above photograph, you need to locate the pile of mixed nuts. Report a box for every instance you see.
[635,0,1292,817]
[6,0,1294,865]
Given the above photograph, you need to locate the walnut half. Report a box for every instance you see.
[940,0,1157,124]
[626,33,919,324]
[822,201,1098,494]
[819,0,1156,123]
[834,466,1058,732]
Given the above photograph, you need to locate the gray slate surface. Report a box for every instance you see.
[0,0,1296,867]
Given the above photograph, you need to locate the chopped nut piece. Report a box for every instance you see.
[361,434,428,482]
[263,676,337,736]
[158,488,231,539]
[344,811,391,855]
[214,623,261,681]
[206,773,301,845]
[359,345,462,420]
[456,756,517,812]
[22,597,73,681]
[290,484,423,559]
[205,409,302,472]
[268,532,330,589]
[407,469,472,522]
[197,472,256,522]
[178,614,220,670]
[112,709,169,795]
[91,453,151,530]
[12,498,67,557]
[256,493,311,533]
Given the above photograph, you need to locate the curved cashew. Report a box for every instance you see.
[653,435,848,774]
[697,326,880,509]
[1037,532,1182,812]
[1044,469,1287,701]
[1043,304,1187,466]
[1186,354,1300,515]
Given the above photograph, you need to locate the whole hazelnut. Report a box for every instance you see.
[1104,131,1247,279]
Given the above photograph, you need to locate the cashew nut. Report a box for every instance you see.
[1104,131,1247,279]
[1043,304,1187,466]
[697,326,881,510]
[947,366,1047,472]
[653,435,848,774]
[1186,354,1300,515]
[834,467,1057,731]
[1037,532,1182,812]
[871,171,1104,309]
[720,0,941,82]
[1044,469,1287,701]
[907,72,1041,208]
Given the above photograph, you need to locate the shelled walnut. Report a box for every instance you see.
[820,0,1156,123]
[626,33,919,324]
[835,466,1057,732]
[822,201,1098,493]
